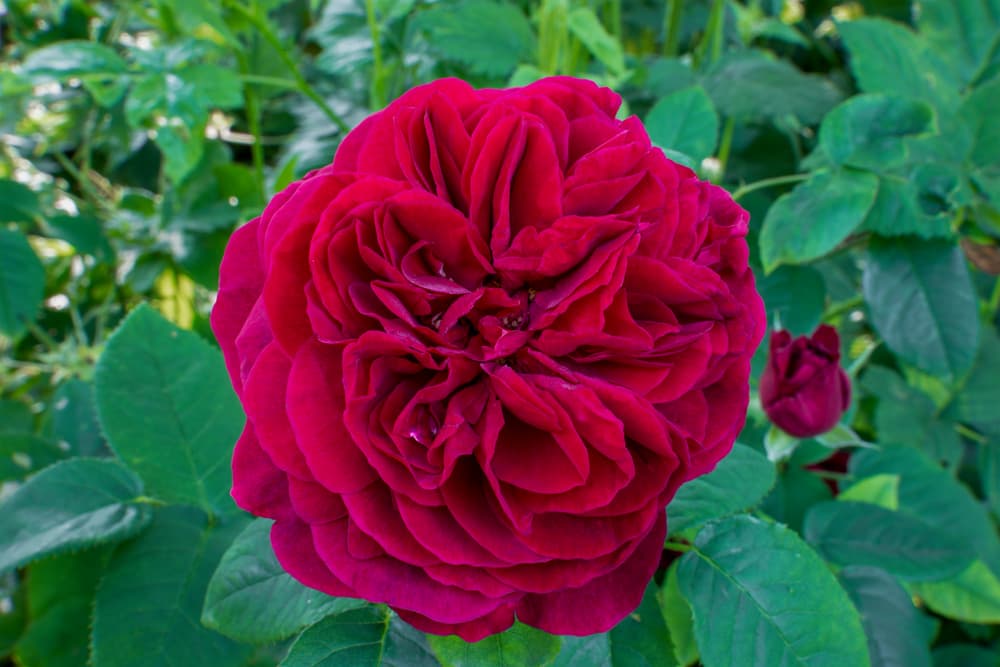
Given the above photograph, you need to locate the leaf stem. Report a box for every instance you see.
[823,295,864,323]
[955,423,988,444]
[364,0,387,109]
[730,173,809,201]
[665,540,692,552]
[715,116,735,183]
[662,0,683,56]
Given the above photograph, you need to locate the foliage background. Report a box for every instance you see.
[1,0,1000,665]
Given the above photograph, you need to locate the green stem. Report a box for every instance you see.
[364,0,387,109]
[225,1,350,133]
[730,173,809,201]
[605,0,622,40]
[715,116,735,182]
[662,0,683,56]
[989,275,1000,318]
[236,51,265,198]
[955,423,988,444]
[822,295,864,323]
[237,74,299,90]
[665,540,692,553]
[694,0,725,67]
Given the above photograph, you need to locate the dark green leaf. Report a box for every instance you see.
[916,0,1000,86]
[95,304,244,515]
[819,94,936,171]
[0,229,45,338]
[14,549,107,667]
[860,176,951,239]
[280,606,439,667]
[0,459,151,574]
[203,519,365,643]
[757,265,827,335]
[947,327,1000,439]
[932,644,1000,667]
[839,566,932,667]
[0,400,34,433]
[979,441,1000,520]
[415,1,535,77]
[49,379,108,457]
[760,464,833,533]
[759,169,878,272]
[92,506,251,667]
[0,432,63,482]
[667,443,776,535]
[645,86,719,163]
[0,179,40,224]
[678,515,870,667]
[46,214,114,260]
[804,501,974,581]
[702,50,842,124]
[961,78,1000,169]
[863,239,978,379]
[432,621,560,667]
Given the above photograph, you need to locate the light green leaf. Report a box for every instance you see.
[92,507,251,667]
[95,304,244,515]
[838,474,899,510]
[839,566,933,667]
[804,501,975,581]
[203,519,366,643]
[678,515,870,667]
[280,606,439,667]
[667,443,776,535]
[567,7,626,77]
[645,86,719,163]
[0,229,45,338]
[912,560,1000,623]
[819,94,936,171]
[0,459,151,574]
[659,562,698,667]
[759,169,878,273]
[433,621,560,667]
[702,50,842,124]
[863,239,979,379]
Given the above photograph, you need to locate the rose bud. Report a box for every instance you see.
[759,325,852,438]
[213,77,765,640]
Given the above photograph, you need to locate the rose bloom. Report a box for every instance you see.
[213,77,765,640]
[759,325,851,438]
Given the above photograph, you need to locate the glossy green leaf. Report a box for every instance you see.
[757,265,827,335]
[14,549,107,667]
[552,583,677,667]
[0,179,40,224]
[0,459,151,573]
[203,519,365,643]
[0,229,45,338]
[645,86,719,163]
[567,8,626,77]
[433,620,560,667]
[21,41,128,78]
[678,515,870,667]
[759,169,878,272]
[280,606,439,667]
[92,506,251,667]
[667,443,776,535]
[804,501,975,581]
[702,50,842,124]
[819,94,935,170]
[912,560,1000,623]
[839,566,932,667]
[95,305,243,515]
[863,239,978,379]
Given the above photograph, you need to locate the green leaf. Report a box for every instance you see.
[947,328,1000,439]
[804,501,974,581]
[433,621,560,667]
[916,0,1000,86]
[678,515,870,667]
[667,443,776,535]
[819,94,936,171]
[179,64,244,110]
[46,214,114,260]
[759,169,878,272]
[552,583,678,667]
[0,459,151,574]
[839,566,933,667]
[838,474,899,510]
[912,560,1000,623]
[567,7,626,77]
[280,606,439,667]
[49,379,108,457]
[0,229,45,338]
[979,441,1000,520]
[92,506,251,667]
[860,176,951,239]
[21,41,128,79]
[0,400,33,432]
[757,265,827,335]
[415,1,535,77]
[933,644,1000,667]
[838,19,958,109]
[0,572,26,656]
[0,179,40,224]
[203,519,365,644]
[0,432,64,482]
[659,562,698,667]
[645,86,719,163]
[14,549,107,667]
[702,50,842,124]
[961,78,1000,169]
[95,304,244,515]
[759,464,833,533]
[863,239,979,379]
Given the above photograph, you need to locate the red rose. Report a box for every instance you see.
[212,77,764,640]
[759,325,851,438]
